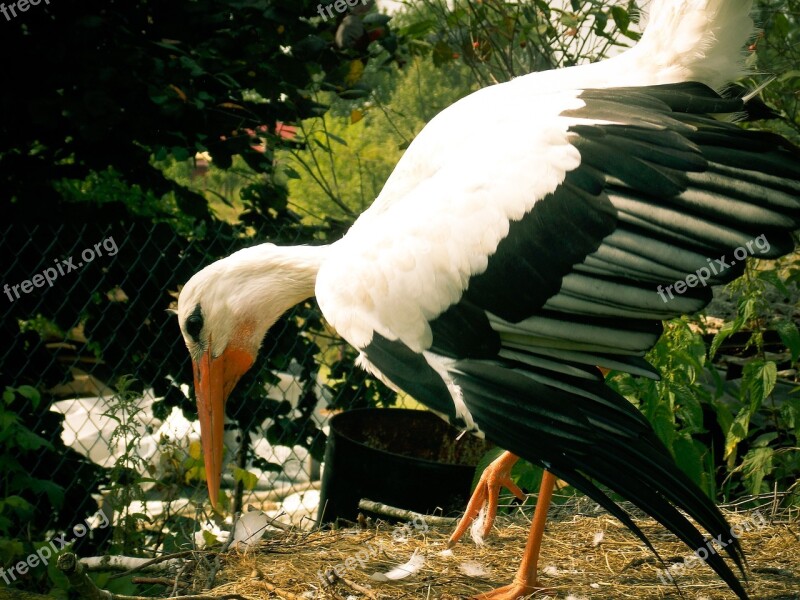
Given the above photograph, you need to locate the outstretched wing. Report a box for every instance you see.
[317,82,800,600]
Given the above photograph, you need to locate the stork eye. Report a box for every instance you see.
[185,304,204,342]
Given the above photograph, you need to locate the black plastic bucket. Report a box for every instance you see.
[317,408,492,524]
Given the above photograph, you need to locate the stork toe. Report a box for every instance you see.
[471,580,553,600]
[448,451,524,548]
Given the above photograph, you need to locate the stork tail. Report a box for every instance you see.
[633,0,755,89]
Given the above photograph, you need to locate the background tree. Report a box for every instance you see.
[0,0,400,591]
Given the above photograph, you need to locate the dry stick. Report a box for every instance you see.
[57,553,112,600]
[172,561,189,597]
[251,579,305,600]
[358,499,458,527]
[207,511,241,589]
[334,574,380,600]
[58,552,248,600]
[105,550,196,579]
[130,577,187,587]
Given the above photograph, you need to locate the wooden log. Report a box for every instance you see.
[358,498,458,526]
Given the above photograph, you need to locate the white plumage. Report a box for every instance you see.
[177,2,799,598]
[317,0,754,354]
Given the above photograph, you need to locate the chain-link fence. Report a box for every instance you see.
[0,217,374,560]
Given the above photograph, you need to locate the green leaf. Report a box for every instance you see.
[751,432,778,448]
[560,13,579,28]
[15,385,40,409]
[610,6,630,32]
[673,434,708,493]
[3,495,34,515]
[471,447,505,491]
[171,147,190,161]
[724,406,752,459]
[510,459,545,494]
[593,11,608,34]
[772,12,790,38]
[710,320,737,358]
[324,132,348,147]
[775,319,800,363]
[283,166,302,180]
[757,270,791,298]
[534,0,551,17]
[203,530,220,547]
[233,467,259,491]
[744,360,777,407]
[780,395,800,438]
[621,29,641,41]
[741,446,773,495]
[362,13,391,27]
[337,88,370,99]
[28,480,65,508]
[399,19,436,38]
[778,69,800,83]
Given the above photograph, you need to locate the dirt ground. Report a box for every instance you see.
[202,495,800,600]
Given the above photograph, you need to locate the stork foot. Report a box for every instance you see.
[448,451,524,547]
[469,471,559,600]
[471,579,553,599]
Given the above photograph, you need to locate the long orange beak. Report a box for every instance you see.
[193,346,254,509]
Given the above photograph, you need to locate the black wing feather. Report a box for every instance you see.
[362,83,800,600]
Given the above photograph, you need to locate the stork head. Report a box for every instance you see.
[176,243,323,508]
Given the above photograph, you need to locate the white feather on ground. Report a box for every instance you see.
[458,560,491,577]
[469,505,487,546]
[232,511,270,548]
[370,550,425,582]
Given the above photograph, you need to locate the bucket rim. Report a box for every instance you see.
[327,407,485,469]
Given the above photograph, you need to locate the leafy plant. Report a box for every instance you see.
[398,0,641,86]
[709,258,800,501]
[610,318,721,498]
[0,386,63,584]
[607,255,800,505]
[100,376,152,555]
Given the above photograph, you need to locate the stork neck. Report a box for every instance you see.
[271,244,328,304]
[220,243,330,322]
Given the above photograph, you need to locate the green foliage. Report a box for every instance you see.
[0,386,63,583]
[711,259,800,500]
[324,343,397,410]
[396,0,640,86]
[0,0,402,223]
[285,57,474,222]
[609,319,718,499]
[283,0,643,224]
[470,448,579,512]
[101,376,151,555]
[2,3,406,579]
[607,255,800,504]
[749,0,800,143]
[0,389,57,518]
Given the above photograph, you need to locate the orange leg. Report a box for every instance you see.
[473,470,557,599]
[448,451,525,548]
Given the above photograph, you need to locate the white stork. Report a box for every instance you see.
[177,0,800,597]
